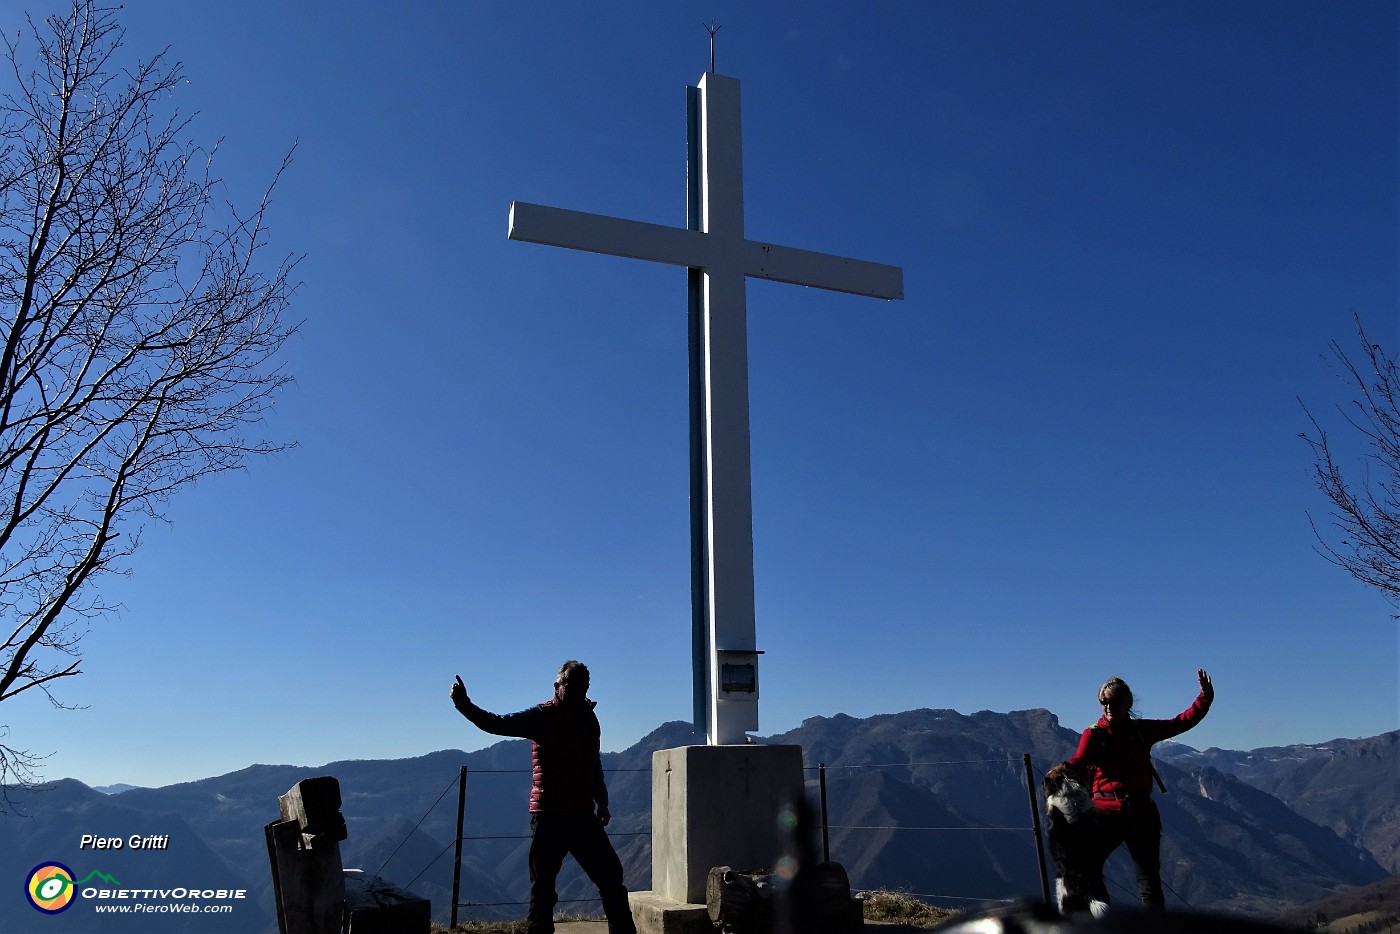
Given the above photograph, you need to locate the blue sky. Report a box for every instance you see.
[7,1,1397,789]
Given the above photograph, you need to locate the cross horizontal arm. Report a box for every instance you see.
[744,240,904,300]
[509,202,904,301]
[509,202,706,269]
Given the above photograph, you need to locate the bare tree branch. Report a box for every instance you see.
[1300,313,1400,616]
[0,1,299,794]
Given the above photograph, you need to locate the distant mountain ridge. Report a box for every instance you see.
[1,708,1393,932]
[1155,730,1400,874]
[766,709,1391,916]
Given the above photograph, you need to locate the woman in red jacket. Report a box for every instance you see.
[1066,668,1213,910]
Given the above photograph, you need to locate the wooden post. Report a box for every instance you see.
[266,777,349,934]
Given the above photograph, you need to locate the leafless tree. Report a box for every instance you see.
[1301,315,1400,615]
[0,1,298,786]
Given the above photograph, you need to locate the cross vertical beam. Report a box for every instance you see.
[507,73,903,746]
[686,85,708,736]
[695,75,759,745]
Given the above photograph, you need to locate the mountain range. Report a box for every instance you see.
[0,708,1392,932]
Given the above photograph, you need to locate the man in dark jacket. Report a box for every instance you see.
[450,660,636,934]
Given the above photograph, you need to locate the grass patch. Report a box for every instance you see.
[860,889,960,928]
[432,922,527,934]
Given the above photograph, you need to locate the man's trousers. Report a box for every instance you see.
[527,813,636,934]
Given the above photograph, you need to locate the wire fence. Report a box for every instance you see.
[362,752,1200,925]
[365,752,1102,924]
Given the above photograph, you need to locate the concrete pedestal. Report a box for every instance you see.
[630,744,804,934]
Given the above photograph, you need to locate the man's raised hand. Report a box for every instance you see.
[451,675,470,710]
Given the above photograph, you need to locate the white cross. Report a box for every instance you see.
[508,73,903,745]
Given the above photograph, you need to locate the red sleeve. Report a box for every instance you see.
[1066,726,1098,777]
[1140,692,1212,743]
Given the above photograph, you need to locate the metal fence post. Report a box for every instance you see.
[819,762,830,863]
[452,765,467,928]
[1023,753,1051,905]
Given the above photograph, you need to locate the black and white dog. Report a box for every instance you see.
[1043,762,1112,918]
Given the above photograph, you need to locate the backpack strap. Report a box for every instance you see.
[1132,723,1168,794]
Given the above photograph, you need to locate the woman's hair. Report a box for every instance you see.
[1098,676,1134,713]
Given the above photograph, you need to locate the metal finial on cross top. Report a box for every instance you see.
[703,20,721,73]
